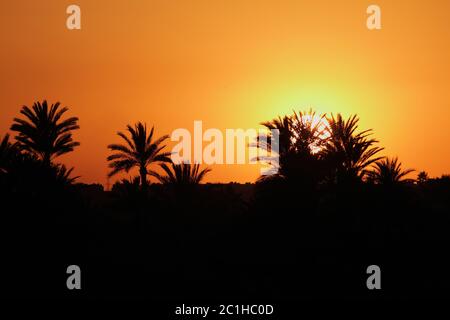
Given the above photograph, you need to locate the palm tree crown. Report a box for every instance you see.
[152,162,211,185]
[324,114,384,183]
[258,110,329,181]
[259,115,293,158]
[417,171,429,184]
[368,157,415,185]
[0,134,18,174]
[107,122,171,188]
[55,164,80,186]
[10,100,80,165]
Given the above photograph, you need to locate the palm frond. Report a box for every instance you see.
[106,122,170,187]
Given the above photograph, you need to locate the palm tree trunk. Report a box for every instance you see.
[43,153,51,167]
[140,166,148,189]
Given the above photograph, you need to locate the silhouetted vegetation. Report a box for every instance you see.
[10,100,80,166]
[367,157,415,185]
[1,103,450,300]
[151,162,211,185]
[107,122,171,189]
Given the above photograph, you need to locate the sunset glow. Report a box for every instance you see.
[1,0,450,185]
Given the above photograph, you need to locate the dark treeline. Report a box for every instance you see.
[1,101,450,300]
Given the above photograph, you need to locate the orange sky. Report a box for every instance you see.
[1,0,450,185]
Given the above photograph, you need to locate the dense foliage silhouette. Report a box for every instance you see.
[1,103,449,300]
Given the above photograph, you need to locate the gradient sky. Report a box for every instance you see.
[1,0,450,185]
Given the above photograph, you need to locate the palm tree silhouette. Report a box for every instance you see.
[55,164,79,186]
[259,115,293,158]
[107,122,171,189]
[0,134,18,174]
[368,157,415,185]
[258,110,329,181]
[417,171,429,184]
[10,100,80,166]
[151,162,211,185]
[324,114,384,184]
[290,109,329,154]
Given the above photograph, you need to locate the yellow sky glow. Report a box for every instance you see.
[1,0,450,185]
